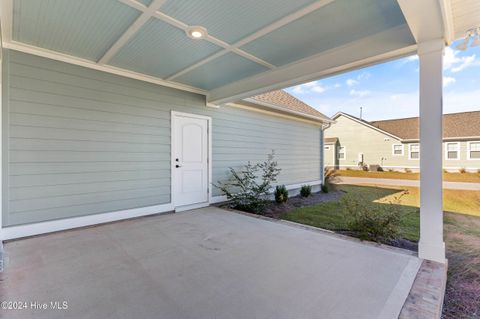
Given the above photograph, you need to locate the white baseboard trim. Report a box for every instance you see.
[1,203,174,241]
[210,180,323,204]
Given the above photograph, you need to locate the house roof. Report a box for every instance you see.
[371,111,480,140]
[247,90,331,122]
[325,137,338,144]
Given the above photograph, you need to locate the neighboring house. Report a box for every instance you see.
[324,111,480,172]
[1,49,331,239]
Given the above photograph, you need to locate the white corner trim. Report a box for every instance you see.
[3,41,208,96]
[1,203,174,240]
[438,0,455,44]
[210,180,323,204]
[444,142,460,160]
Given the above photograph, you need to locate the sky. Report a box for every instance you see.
[285,40,480,121]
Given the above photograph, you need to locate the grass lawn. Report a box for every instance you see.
[283,185,480,319]
[337,169,480,183]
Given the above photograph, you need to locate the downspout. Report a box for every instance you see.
[320,123,331,185]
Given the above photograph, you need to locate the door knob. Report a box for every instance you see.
[176,165,181,168]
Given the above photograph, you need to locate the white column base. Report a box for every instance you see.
[418,240,446,264]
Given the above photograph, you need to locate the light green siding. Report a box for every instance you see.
[3,50,322,226]
[325,114,480,171]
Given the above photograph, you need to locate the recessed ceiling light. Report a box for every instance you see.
[186,26,208,40]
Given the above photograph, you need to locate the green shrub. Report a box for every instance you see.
[404,168,412,173]
[341,191,407,241]
[215,151,281,214]
[300,185,312,197]
[362,165,369,171]
[459,167,466,174]
[321,183,329,193]
[377,166,384,172]
[275,185,289,203]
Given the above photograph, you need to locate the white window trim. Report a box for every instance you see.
[408,144,420,160]
[392,144,404,156]
[444,142,460,160]
[467,141,480,160]
[338,146,346,160]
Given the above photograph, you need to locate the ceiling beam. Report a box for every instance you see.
[438,0,455,44]
[0,0,13,44]
[397,0,445,44]
[98,0,167,64]
[166,0,335,80]
[118,0,275,72]
[208,25,417,104]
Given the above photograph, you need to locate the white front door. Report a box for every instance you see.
[172,113,209,208]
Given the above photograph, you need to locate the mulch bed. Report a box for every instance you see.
[262,190,344,219]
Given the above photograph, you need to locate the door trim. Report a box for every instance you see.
[171,111,212,210]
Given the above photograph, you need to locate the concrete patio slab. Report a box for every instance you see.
[1,207,421,319]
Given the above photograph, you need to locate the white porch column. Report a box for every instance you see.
[417,40,446,263]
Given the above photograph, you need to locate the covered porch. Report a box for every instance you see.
[2,207,422,319]
[1,1,480,316]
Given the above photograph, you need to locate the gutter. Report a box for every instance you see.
[242,98,334,124]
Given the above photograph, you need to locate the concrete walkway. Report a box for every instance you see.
[337,176,480,190]
[1,207,421,319]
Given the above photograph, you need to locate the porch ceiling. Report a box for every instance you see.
[0,0,476,104]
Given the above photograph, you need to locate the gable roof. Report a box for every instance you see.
[247,90,331,123]
[333,111,480,141]
[331,112,403,140]
[371,111,480,140]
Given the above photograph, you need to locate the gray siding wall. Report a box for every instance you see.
[3,50,322,226]
[325,115,480,171]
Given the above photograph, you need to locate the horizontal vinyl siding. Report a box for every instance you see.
[3,50,322,226]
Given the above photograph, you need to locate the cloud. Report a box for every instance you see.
[443,47,479,73]
[289,80,337,94]
[349,89,371,98]
[443,76,456,87]
[357,72,371,80]
[346,79,359,87]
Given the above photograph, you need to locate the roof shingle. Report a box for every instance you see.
[251,90,329,121]
[370,111,480,140]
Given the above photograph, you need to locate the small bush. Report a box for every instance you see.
[362,165,369,171]
[274,185,289,203]
[346,167,351,171]
[215,151,281,214]
[300,185,312,197]
[377,166,384,172]
[321,183,329,193]
[404,168,412,173]
[388,169,394,172]
[341,191,407,241]
[443,169,449,173]
[477,169,480,174]
[459,167,466,174]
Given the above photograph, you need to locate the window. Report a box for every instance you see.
[324,145,331,151]
[392,144,404,156]
[468,141,480,160]
[409,144,420,160]
[445,142,460,160]
[338,146,346,160]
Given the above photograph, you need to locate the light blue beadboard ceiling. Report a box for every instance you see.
[160,0,320,44]
[109,18,222,79]
[174,53,269,90]
[9,0,416,92]
[241,0,413,66]
[12,0,141,62]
